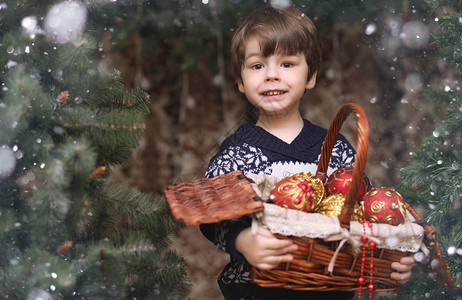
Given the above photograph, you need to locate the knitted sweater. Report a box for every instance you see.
[200,119,356,300]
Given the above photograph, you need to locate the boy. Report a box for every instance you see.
[200,4,413,300]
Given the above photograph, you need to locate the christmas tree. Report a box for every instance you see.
[0,1,189,299]
[397,0,462,299]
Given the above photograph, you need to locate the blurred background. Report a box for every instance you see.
[1,0,461,299]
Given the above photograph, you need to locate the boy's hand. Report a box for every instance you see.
[236,227,298,270]
[390,255,414,284]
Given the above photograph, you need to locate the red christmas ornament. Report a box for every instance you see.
[325,166,372,200]
[362,187,406,225]
[270,172,325,212]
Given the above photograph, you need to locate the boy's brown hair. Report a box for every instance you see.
[231,4,322,84]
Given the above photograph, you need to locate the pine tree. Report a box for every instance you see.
[396,0,462,299]
[0,1,189,299]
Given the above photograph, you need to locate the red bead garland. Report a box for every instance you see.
[357,220,375,300]
[368,221,375,299]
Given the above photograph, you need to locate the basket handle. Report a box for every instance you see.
[315,103,369,227]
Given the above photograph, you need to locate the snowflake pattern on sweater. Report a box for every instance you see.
[200,119,356,299]
[206,143,270,177]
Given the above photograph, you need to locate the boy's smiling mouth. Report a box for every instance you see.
[262,90,286,96]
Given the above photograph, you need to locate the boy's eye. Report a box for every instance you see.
[251,64,263,70]
[282,62,294,68]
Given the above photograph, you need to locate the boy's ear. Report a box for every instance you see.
[237,77,245,93]
[305,71,317,90]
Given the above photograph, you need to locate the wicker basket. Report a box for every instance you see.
[163,103,456,294]
[164,170,264,225]
[250,103,400,291]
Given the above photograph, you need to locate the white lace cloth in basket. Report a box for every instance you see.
[246,173,425,254]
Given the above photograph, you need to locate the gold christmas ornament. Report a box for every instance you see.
[351,201,365,221]
[316,194,364,220]
[315,194,345,217]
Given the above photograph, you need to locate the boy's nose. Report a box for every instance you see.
[265,66,280,82]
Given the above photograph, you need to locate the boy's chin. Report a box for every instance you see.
[257,109,292,119]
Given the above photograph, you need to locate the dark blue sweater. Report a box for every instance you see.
[200,119,355,300]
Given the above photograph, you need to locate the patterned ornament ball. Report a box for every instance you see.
[362,187,406,225]
[325,166,372,200]
[270,172,325,212]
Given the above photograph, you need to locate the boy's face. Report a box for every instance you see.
[238,37,316,119]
